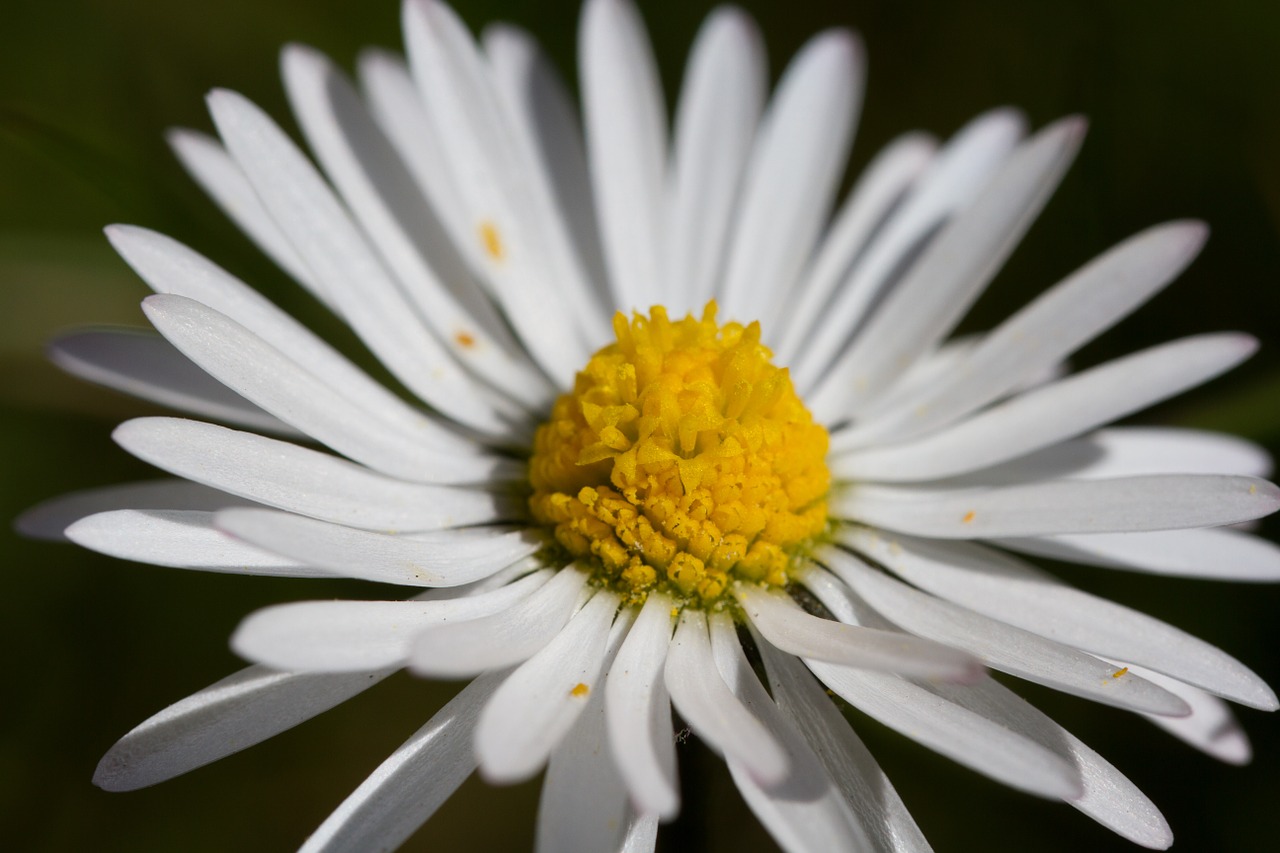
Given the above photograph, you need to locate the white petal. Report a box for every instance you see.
[718,28,863,325]
[207,87,516,435]
[66,509,327,576]
[1071,427,1272,479]
[753,632,934,853]
[843,529,1278,710]
[579,0,667,310]
[997,527,1280,582]
[94,665,393,791]
[280,43,551,410]
[482,23,612,328]
[604,592,679,819]
[774,131,937,362]
[833,333,1257,482]
[821,546,1190,716]
[408,564,590,677]
[837,220,1209,448]
[733,583,981,681]
[835,474,1280,538]
[231,570,552,671]
[664,7,765,313]
[49,328,297,436]
[535,610,647,853]
[402,0,592,378]
[808,116,1086,419]
[662,609,789,786]
[807,658,1082,799]
[930,675,1173,848]
[1123,663,1253,765]
[17,479,243,542]
[791,108,1026,393]
[476,590,623,783]
[140,294,511,484]
[215,507,538,587]
[709,614,873,852]
[105,225,456,447]
[115,417,509,531]
[299,670,504,853]
[166,129,324,301]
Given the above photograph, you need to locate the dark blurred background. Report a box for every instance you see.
[3,0,1280,851]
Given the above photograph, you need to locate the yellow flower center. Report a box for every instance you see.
[529,303,830,606]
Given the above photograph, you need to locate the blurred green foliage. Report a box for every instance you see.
[3,1,1280,851]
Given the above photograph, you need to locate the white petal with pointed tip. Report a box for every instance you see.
[67,509,326,576]
[734,583,981,681]
[1123,663,1253,765]
[16,479,243,542]
[95,665,394,791]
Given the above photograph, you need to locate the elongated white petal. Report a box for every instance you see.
[734,583,981,681]
[809,116,1086,419]
[604,592,679,818]
[105,225,457,446]
[94,665,394,791]
[215,508,537,587]
[232,570,552,671]
[834,333,1257,482]
[580,0,667,309]
[281,43,551,410]
[792,108,1026,392]
[836,475,1280,538]
[663,610,789,786]
[49,329,297,436]
[476,590,623,783]
[66,509,326,576]
[998,527,1280,582]
[482,23,611,328]
[753,631,934,853]
[718,28,863,324]
[141,295,510,484]
[839,221,1209,448]
[843,529,1278,710]
[930,675,1172,848]
[1072,427,1272,479]
[822,547,1190,715]
[299,670,504,853]
[808,659,1082,799]
[1122,663,1252,765]
[408,565,590,677]
[775,131,936,361]
[208,87,515,435]
[17,479,242,541]
[665,7,765,312]
[710,614,873,852]
[402,0,592,379]
[115,418,508,531]
[538,659,644,853]
[167,129,324,300]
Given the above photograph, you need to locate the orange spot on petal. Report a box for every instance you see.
[455,330,477,349]
[1111,667,1129,679]
[961,510,976,524]
[479,220,504,261]
[570,682,590,698]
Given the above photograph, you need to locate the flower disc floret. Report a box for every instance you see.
[529,303,830,605]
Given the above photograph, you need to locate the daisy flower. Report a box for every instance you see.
[20,0,1280,850]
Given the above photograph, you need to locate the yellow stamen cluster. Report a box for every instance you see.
[529,303,830,606]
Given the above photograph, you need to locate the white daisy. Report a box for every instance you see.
[21,0,1280,851]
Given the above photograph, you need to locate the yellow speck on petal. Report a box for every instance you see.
[529,302,829,607]
[961,510,976,524]
[1111,667,1129,679]
[1250,484,1258,495]
[455,330,477,349]
[570,682,590,697]
[479,220,504,261]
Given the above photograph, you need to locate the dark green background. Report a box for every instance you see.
[4,1,1280,851]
